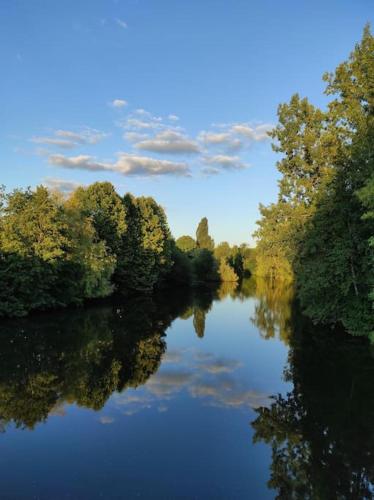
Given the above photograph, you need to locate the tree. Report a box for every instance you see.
[191,249,219,284]
[176,235,197,252]
[166,243,193,286]
[295,26,374,338]
[254,25,374,339]
[117,194,173,291]
[214,241,232,261]
[0,186,74,316]
[196,217,214,250]
[254,93,337,282]
[0,185,116,317]
[68,182,127,257]
[218,258,239,283]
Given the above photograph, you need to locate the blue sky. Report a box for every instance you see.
[1,0,372,244]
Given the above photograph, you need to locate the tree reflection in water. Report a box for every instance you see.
[0,286,221,430]
[2,277,374,500]
[250,277,293,344]
[252,303,374,499]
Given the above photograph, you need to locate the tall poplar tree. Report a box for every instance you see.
[196,217,214,250]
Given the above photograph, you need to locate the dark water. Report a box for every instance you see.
[0,279,374,499]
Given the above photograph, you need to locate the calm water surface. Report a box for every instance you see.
[0,279,373,499]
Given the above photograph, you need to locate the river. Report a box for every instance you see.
[0,278,373,499]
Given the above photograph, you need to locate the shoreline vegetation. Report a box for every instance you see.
[1,26,372,341]
[255,26,373,340]
[0,182,254,319]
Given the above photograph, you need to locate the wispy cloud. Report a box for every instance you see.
[31,128,107,149]
[116,18,128,29]
[31,136,77,149]
[229,123,272,141]
[121,109,165,132]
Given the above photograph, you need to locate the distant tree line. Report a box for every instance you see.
[175,216,256,285]
[0,182,254,317]
[254,26,374,340]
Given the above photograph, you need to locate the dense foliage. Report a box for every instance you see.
[0,183,254,317]
[0,183,173,317]
[254,26,374,339]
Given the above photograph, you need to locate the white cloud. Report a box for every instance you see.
[31,136,77,149]
[55,128,106,145]
[135,130,200,154]
[48,154,110,171]
[203,155,248,171]
[168,114,179,122]
[48,152,191,177]
[43,177,82,194]
[125,118,161,130]
[198,131,241,149]
[110,99,128,108]
[116,18,127,29]
[114,153,190,176]
[120,110,173,134]
[124,131,149,143]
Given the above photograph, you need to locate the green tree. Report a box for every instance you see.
[295,26,374,338]
[255,25,374,339]
[0,186,76,316]
[218,258,239,283]
[69,182,127,257]
[176,235,196,252]
[214,241,232,261]
[117,194,173,291]
[196,217,214,250]
[191,249,219,284]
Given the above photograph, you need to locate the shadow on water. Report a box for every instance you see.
[1,278,374,498]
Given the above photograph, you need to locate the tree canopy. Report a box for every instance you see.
[254,25,374,339]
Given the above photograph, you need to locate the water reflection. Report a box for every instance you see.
[252,313,374,499]
[1,278,373,499]
[0,290,192,430]
[112,347,271,418]
[251,277,293,344]
[0,279,278,431]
